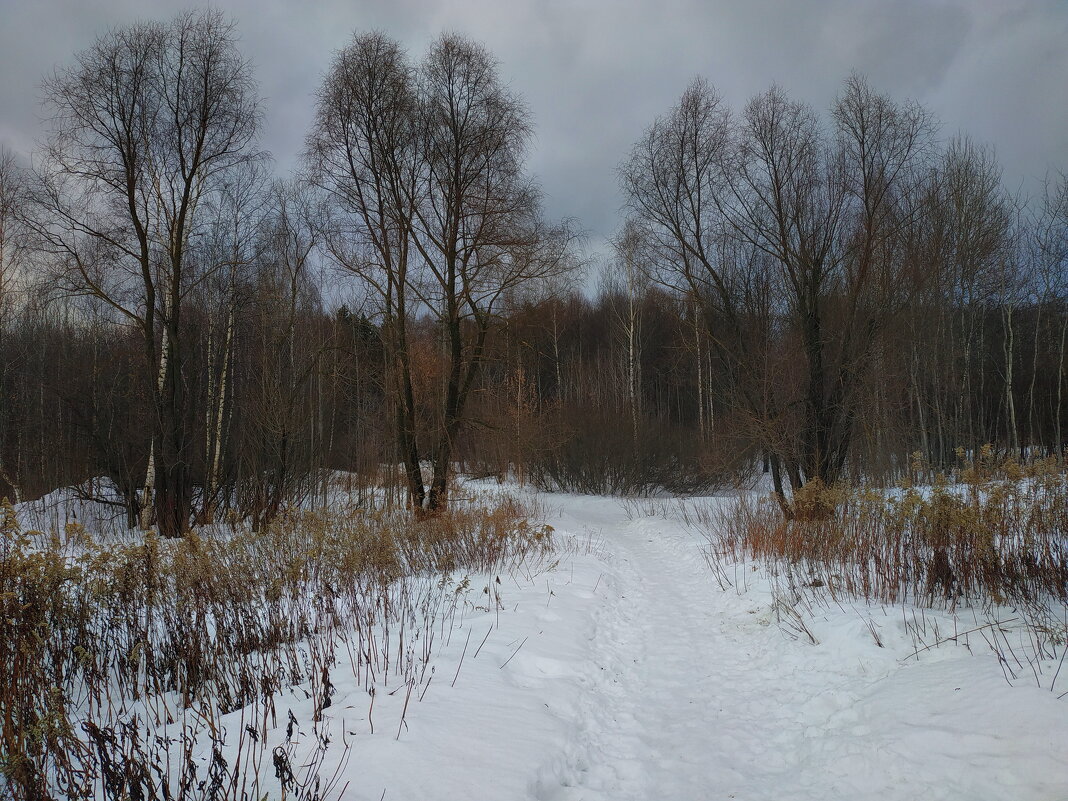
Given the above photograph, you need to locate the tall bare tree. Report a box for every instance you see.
[624,75,935,509]
[1031,173,1068,456]
[412,34,576,509]
[28,10,263,535]
[197,160,271,521]
[241,180,321,528]
[604,220,647,450]
[307,31,426,508]
[310,32,576,512]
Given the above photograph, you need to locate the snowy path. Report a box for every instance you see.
[530,495,1068,801]
[534,502,742,798]
[534,498,822,799]
[319,491,1068,800]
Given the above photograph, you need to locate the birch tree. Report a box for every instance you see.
[29,10,264,535]
[198,161,270,521]
[606,220,647,450]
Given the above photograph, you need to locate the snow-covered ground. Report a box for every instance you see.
[270,490,1068,800]
[18,483,1065,799]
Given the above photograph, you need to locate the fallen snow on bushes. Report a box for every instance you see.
[241,489,1065,800]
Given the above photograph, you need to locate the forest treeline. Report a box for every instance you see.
[0,11,1065,532]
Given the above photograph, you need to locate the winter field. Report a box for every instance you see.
[4,6,1068,800]
[4,474,1068,801]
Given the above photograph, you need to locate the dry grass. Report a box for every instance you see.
[0,494,552,801]
[708,450,1068,609]
[684,450,1068,695]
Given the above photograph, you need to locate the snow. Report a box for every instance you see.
[21,484,1068,799]
[14,477,131,534]
[252,489,1068,800]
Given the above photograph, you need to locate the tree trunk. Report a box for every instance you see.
[154,318,191,538]
[1004,304,1019,455]
[1027,301,1043,452]
[1057,315,1067,460]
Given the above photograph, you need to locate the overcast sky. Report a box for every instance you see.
[2,0,1066,259]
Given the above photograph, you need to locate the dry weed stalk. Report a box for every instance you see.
[696,452,1068,683]
[713,452,1068,608]
[0,493,551,800]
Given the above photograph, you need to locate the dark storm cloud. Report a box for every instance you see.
[2,0,1066,257]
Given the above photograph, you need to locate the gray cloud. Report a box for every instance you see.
[2,0,1065,257]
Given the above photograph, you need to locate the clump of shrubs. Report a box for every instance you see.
[715,450,1068,608]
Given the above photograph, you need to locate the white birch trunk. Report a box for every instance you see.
[139,319,170,529]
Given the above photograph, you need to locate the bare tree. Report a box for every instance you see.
[307,31,426,508]
[624,75,935,509]
[604,220,647,450]
[27,10,264,535]
[412,34,579,509]
[0,148,25,327]
[734,76,934,489]
[197,160,271,521]
[621,79,795,498]
[310,32,577,512]
[1032,172,1068,455]
[240,180,321,528]
[926,138,1012,457]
